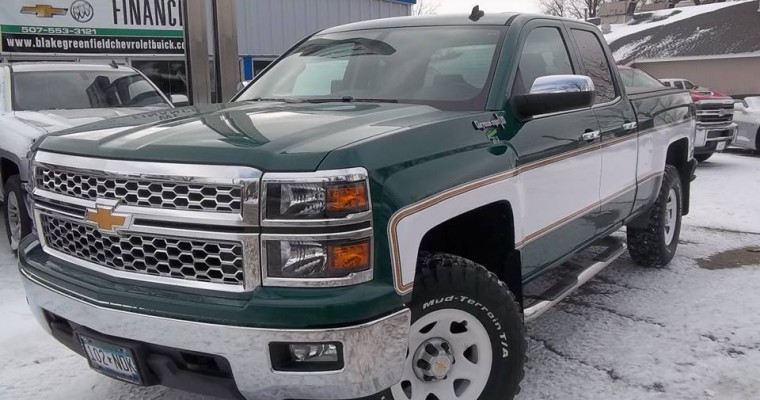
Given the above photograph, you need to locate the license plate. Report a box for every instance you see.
[717,142,727,151]
[78,334,142,384]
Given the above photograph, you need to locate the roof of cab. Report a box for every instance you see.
[320,12,520,34]
[1,62,136,73]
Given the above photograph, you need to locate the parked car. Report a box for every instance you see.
[18,13,696,400]
[660,78,704,92]
[732,96,760,152]
[659,79,737,162]
[0,63,182,254]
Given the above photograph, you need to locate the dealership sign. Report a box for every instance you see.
[1,0,185,55]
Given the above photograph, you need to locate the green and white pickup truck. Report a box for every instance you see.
[19,12,696,400]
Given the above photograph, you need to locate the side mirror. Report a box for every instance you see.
[170,94,190,107]
[513,75,595,118]
[734,99,748,109]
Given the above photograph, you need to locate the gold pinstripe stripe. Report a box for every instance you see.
[389,120,689,294]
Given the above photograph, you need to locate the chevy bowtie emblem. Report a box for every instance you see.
[20,4,68,18]
[86,206,130,233]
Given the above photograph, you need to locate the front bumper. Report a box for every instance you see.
[695,123,737,150]
[21,268,410,400]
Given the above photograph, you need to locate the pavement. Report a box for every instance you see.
[1,151,760,400]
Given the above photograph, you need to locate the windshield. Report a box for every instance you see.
[619,68,664,89]
[12,70,170,111]
[237,26,506,111]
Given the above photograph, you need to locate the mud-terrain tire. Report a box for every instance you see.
[627,165,683,267]
[386,253,526,400]
[3,175,32,255]
[695,152,713,163]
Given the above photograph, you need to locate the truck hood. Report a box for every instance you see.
[37,101,454,172]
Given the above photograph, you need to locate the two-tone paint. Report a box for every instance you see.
[21,14,694,328]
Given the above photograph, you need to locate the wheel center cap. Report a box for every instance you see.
[430,355,453,378]
[412,338,455,382]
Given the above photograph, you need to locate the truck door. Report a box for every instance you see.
[507,21,602,279]
[567,26,639,233]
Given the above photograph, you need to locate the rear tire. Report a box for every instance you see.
[387,253,526,400]
[626,165,682,267]
[3,175,32,255]
[695,152,713,163]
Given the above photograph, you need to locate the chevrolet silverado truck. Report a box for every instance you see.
[692,95,737,162]
[0,62,184,254]
[661,78,736,162]
[18,12,696,400]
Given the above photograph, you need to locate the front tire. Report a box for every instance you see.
[389,253,526,400]
[3,175,32,254]
[627,165,683,267]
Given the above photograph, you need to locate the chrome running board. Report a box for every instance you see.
[523,237,626,323]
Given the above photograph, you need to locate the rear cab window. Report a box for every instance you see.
[570,29,618,104]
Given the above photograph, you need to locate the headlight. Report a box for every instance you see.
[260,168,373,287]
[265,181,368,219]
[264,236,371,279]
[262,168,370,222]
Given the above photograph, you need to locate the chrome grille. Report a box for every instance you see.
[696,103,734,124]
[36,168,243,213]
[41,215,245,286]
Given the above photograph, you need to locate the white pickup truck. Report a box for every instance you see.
[0,63,180,253]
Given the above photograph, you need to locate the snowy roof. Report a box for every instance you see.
[604,0,760,64]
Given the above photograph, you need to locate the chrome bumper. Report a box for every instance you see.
[21,269,410,400]
[695,123,737,147]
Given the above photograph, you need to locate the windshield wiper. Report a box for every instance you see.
[299,96,398,104]
[246,97,303,103]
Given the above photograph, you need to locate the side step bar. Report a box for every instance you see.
[523,237,627,323]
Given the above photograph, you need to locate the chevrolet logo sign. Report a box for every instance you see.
[86,207,130,233]
[21,4,68,18]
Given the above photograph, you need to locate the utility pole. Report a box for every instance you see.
[183,0,240,104]
[182,0,211,105]
[212,0,240,102]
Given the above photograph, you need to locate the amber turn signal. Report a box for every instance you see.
[326,182,368,215]
[328,240,371,273]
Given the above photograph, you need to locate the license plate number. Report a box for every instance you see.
[717,142,727,151]
[79,335,142,384]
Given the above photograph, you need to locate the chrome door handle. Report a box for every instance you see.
[623,122,638,131]
[581,130,600,142]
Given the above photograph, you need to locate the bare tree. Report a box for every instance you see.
[413,0,441,15]
[539,0,607,19]
[567,0,606,19]
[541,0,567,16]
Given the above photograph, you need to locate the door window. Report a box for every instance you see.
[513,27,574,95]
[673,81,684,89]
[683,80,696,90]
[571,29,617,104]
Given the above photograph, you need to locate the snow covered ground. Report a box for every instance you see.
[1,152,760,400]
